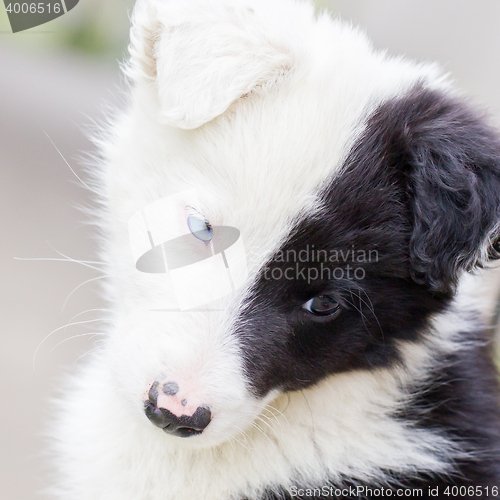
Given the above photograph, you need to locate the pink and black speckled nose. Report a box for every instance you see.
[144,380,211,437]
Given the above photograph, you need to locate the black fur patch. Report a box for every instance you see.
[236,85,500,421]
[244,328,500,496]
[371,87,500,292]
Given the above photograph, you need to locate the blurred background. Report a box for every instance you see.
[1,1,499,498]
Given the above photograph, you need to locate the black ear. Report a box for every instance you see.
[398,88,500,293]
[365,87,500,294]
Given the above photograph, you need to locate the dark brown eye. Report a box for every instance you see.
[302,295,341,317]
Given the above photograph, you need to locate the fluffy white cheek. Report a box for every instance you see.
[105,308,269,447]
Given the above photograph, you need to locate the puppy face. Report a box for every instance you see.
[100,0,500,448]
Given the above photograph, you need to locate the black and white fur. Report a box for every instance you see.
[51,0,500,498]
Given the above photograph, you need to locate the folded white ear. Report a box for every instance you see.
[129,0,294,129]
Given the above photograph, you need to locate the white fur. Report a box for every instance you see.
[50,1,475,498]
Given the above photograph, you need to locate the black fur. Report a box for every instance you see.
[249,329,500,499]
[375,87,500,293]
[236,86,500,493]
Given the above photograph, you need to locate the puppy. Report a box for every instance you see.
[51,0,500,498]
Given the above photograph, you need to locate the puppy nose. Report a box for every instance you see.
[144,380,211,437]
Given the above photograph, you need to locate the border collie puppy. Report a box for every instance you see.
[51,0,500,498]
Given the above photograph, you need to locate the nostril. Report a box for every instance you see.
[162,381,179,396]
[143,401,212,437]
[148,380,179,405]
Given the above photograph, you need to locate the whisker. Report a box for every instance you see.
[62,275,112,312]
[265,403,290,426]
[256,416,282,443]
[300,389,315,442]
[360,288,384,340]
[224,430,251,452]
[50,332,106,352]
[44,131,101,196]
[250,421,275,446]
[66,308,114,323]
[336,285,372,334]
[72,344,104,366]
[220,431,236,453]
[230,424,255,450]
[259,411,284,434]
[14,257,105,273]
[338,283,384,340]
[47,243,108,270]
[14,257,103,265]
[33,318,110,370]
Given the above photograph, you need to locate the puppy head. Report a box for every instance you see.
[102,0,500,447]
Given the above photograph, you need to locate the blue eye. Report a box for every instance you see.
[303,295,341,317]
[187,210,213,243]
